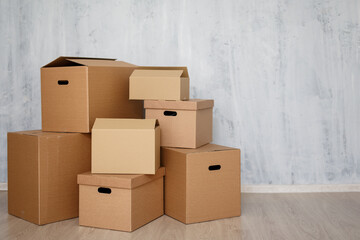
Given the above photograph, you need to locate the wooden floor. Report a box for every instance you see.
[1,191,360,240]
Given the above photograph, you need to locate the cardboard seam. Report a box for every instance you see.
[185,157,188,223]
[86,67,90,132]
[37,136,41,224]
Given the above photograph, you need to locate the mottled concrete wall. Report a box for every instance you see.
[0,0,359,184]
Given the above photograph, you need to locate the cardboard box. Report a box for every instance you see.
[78,167,165,232]
[162,144,241,224]
[145,99,214,148]
[92,118,160,174]
[41,56,143,133]
[7,130,91,225]
[129,68,189,100]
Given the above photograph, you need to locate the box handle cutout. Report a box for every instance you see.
[98,187,111,194]
[209,165,221,171]
[164,111,177,116]
[58,80,69,85]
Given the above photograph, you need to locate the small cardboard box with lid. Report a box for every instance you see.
[145,99,214,148]
[78,167,165,232]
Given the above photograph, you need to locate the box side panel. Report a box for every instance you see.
[131,177,164,231]
[41,67,89,132]
[180,77,190,100]
[186,150,241,223]
[146,109,196,148]
[129,77,182,100]
[7,133,40,224]
[39,133,91,224]
[92,130,156,174]
[88,67,143,129]
[79,185,132,231]
[195,108,213,148]
[161,148,187,223]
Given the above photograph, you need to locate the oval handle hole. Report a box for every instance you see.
[164,111,177,116]
[209,165,221,171]
[58,80,69,85]
[98,187,111,194]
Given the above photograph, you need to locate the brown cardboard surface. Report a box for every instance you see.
[162,144,241,224]
[7,132,39,224]
[144,99,214,110]
[131,178,164,231]
[77,167,165,189]
[78,169,164,232]
[129,68,190,101]
[7,130,91,225]
[145,99,213,148]
[92,118,160,174]
[41,56,143,133]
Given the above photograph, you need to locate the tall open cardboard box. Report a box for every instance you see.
[78,167,165,232]
[161,144,241,224]
[41,56,143,133]
[7,131,91,225]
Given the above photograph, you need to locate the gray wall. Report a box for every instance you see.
[1,0,359,184]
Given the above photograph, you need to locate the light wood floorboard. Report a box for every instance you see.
[1,191,359,239]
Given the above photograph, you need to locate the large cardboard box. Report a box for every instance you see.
[78,167,165,232]
[129,68,189,100]
[7,130,91,225]
[92,118,160,174]
[41,56,143,133]
[145,99,213,148]
[162,144,241,224]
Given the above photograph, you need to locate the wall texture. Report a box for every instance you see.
[0,0,359,184]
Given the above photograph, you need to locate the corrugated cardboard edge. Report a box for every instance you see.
[77,167,165,189]
[144,99,214,110]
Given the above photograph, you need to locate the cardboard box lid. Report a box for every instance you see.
[42,56,136,68]
[92,118,158,130]
[77,167,165,189]
[163,144,239,155]
[144,99,214,110]
[8,130,81,137]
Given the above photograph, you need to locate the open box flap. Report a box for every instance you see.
[77,167,165,189]
[92,118,158,130]
[68,59,137,67]
[131,69,184,78]
[42,56,116,68]
[138,66,189,77]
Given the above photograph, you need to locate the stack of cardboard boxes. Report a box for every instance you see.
[7,56,241,232]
